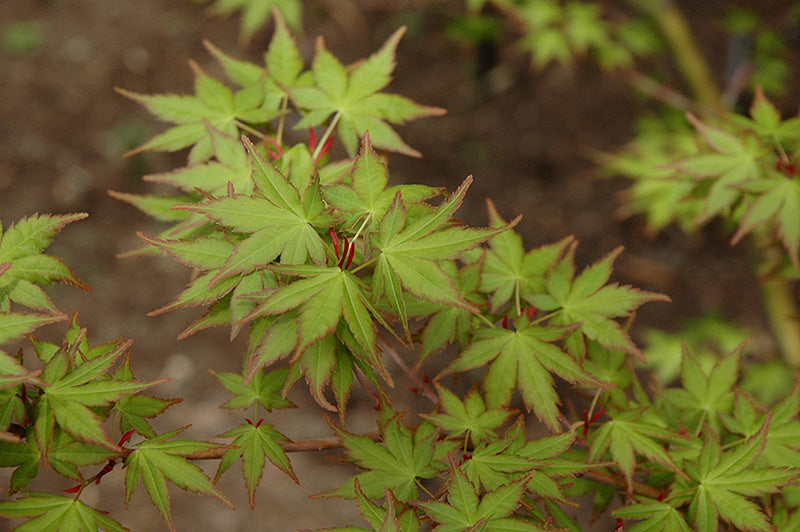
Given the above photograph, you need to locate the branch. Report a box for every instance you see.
[582,468,664,500]
[379,335,438,404]
[636,0,721,107]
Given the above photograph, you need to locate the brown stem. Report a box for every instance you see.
[621,69,699,113]
[582,468,663,500]
[281,432,380,452]
[379,336,438,404]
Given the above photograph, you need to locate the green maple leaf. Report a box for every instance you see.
[661,343,743,435]
[480,199,573,314]
[143,123,252,195]
[35,337,163,454]
[459,437,536,492]
[674,115,766,222]
[204,11,307,124]
[588,408,686,490]
[112,353,180,438]
[289,27,445,157]
[531,245,669,359]
[416,466,545,531]
[322,133,439,235]
[680,417,800,532]
[47,431,118,482]
[604,112,703,234]
[204,0,301,44]
[174,138,330,282]
[442,317,602,430]
[0,492,128,532]
[322,418,451,501]
[212,367,294,411]
[723,382,800,469]
[316,481,421,532]
[0,437,40,494]
[731,172,800,268]
[613,498,692,532]
[418,259,486,361]
[124,428,233,532]
[375,177,515,327]
[119,65,278,162]
[732,86,800,146]
[241,265,387,385]
[215,420,296,509]
[0,213,88,321]
[422,385,515,446]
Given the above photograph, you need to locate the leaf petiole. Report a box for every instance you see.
[313,110,341,161]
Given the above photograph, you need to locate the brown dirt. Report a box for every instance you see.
[1,0,797,530]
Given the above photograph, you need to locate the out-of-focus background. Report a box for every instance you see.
[1,0,798,530]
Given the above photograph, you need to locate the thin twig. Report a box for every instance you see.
[380,336,438,403]
[621,69,699,113]
[582,469,663,500]
[281,432,380,452]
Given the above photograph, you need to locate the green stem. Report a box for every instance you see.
[476,313,498,329]
[586,388,603,425]
[637,0,721,107]
[235,120,266,140]
[313,111,341,161]
[276,95,289,146]
[755,232,800,366]
[351,214,372,243]
[350,255,378,275]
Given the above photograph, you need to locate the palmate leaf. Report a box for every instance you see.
[112,353,180,438]
[442,318,602,431]
[242,265,389,389]
[661,344,742,435]
[212,367,294,411]
[143,122,252,195]
[480,199,573,313]
[172,138,330,280]
[0,492,128,532]
[0,213,88,319]
[375,177,514,321]
[422,385,515,446]
[119,64,278,162]
[35,337,165,453]
[614,499,692,532]
[673,115,765,223]
[731,173,800,268]
[321,418,452,501]
[680,417,800,532]
[323,134,438,235]
[124,428,233,532]
[588,409,686,490]
[205,0,302,45]
[459,438,536,493]
[289,28,445,157]
[0,437,41,494]
[416,466,545,531]
[419,260,485,361]
[215,420,296,509]
[531,245,669,360]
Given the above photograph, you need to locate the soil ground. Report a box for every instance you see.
[1,0,798,530]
